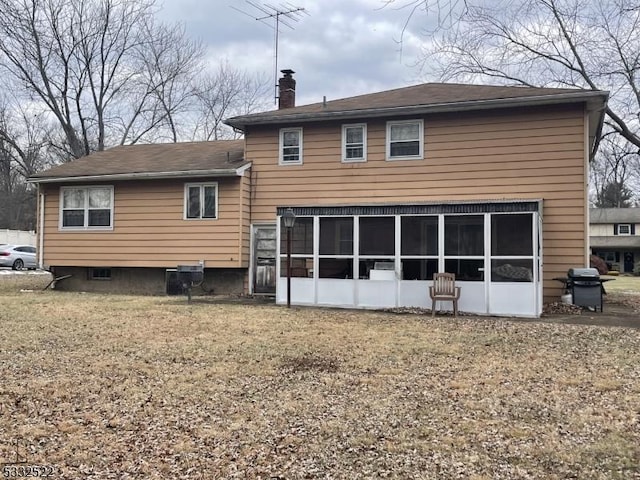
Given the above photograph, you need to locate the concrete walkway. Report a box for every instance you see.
[541,300,640,329]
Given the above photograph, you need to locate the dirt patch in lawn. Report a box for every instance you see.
[1,291,639,479]
[535,290,640,331]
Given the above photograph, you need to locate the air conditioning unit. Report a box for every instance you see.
[165,269,182,295]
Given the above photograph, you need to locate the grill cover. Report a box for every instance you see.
[568,267,599,278]
[567,267,603,311]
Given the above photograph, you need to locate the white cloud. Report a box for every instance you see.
[157,0,431,106]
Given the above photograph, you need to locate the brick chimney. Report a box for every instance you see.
[278,69,296,109]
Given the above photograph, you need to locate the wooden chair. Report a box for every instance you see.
[429,273,461,317]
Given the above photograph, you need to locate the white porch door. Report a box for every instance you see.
[444,212,540,317]
[487,212,540,317]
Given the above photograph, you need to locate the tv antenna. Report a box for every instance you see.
[232,2,309,104]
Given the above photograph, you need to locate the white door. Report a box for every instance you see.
[487,213,540,317]
[252,225,277,294]
[442,214,487,315]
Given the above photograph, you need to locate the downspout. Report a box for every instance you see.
[584,108,590,267]
[38,186,45,269]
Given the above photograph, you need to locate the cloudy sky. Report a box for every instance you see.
[158,0,432,107]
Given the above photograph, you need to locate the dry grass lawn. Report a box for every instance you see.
[1,291,639,479]
[605,275,640,294]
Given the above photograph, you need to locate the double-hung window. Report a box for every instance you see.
[60,186,113,230]
[279,127,303,165]
[342,124,367,162]
[185,183,217,220]
[386,119,424,160]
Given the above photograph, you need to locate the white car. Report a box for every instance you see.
[0,245,37,270]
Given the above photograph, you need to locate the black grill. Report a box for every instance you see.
[567,267,603,311]
[177,264,204,302]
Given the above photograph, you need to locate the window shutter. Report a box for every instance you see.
[632,224,636,235]
[613,224,618,235]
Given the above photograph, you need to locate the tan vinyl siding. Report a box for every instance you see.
[42,177,249,268]
[246,104,588,302]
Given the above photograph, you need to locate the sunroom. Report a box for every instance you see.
[276,201,542,317]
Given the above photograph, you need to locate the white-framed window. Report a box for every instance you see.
[342,123,367,162]
[617,224,631,235]
[60,186,114,230]
[185,183,218,220]
[279,127,303,165]
[386,119,424,160]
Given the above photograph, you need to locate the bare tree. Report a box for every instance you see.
[388,0,640,152]
[590,137,639,207]
[0,0,203,159]
[119,18,203,144]
[191,61,271,141]
[0,100,53,229]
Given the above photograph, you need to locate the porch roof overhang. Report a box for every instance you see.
[276,199,543,217]
[28,163,252,184]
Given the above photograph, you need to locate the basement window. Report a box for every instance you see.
[89,268,112,280]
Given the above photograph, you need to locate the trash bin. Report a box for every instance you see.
[567,267,603,311]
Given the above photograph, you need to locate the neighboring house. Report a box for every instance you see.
[30,71,608,317]
[590,208,640,273]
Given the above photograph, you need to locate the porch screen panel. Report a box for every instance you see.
[491,214,532,256]
[279,217,314,278]
[401,216,438,280]
[491,213,534,282]
[445,216,484,256]
[359,216,395,279]
[319,217,354,279]
[360,217,394,255]
[444,215,484,281]
[280,217,313,255]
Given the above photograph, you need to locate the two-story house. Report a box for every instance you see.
[590,207,640,273]
[29,71,608,317]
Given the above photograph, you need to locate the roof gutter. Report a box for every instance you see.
[28,163,252,184]
[225,91,608,129]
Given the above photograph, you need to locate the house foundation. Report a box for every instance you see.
[49,267,246,296]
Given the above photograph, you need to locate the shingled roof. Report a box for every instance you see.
[226,82,608,129]
[30,140,247,183]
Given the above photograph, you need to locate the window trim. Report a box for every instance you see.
[279,127,303,165]
[59,185,114,231]
[341,123,367,163]
[184,182,219,220]
[617,223,631,235]
[386,119,424,161]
